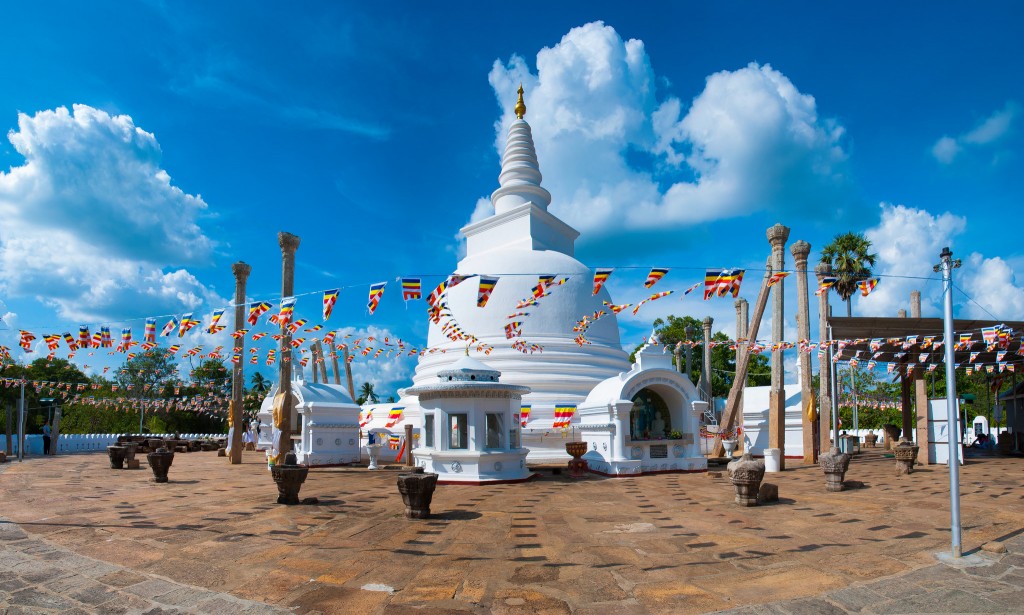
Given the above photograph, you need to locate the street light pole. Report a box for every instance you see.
[936,246,962,558]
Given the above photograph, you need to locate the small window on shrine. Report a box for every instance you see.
[424,413,435,448]
[485,413,503,449]
[449,413,468,449]
[629,389,671,441]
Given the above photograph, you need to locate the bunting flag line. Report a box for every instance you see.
[367,282,386,315]
[632,290,674,315]
[683,282,702,295]
[401,278,422,301]
[603,300,632,314]
[207,309,225,334]
[476,276,499,307]
[767,271,790,288]
[505,321,522,339]
[520,404,531,427]
[385,406,404,428]
[815,276,839,296]
[247,301,272,326]
[592,268,613,295]
[359,410,372,428]
[322,289,339,321]
[426,279,448,307]
[858,278,879,297]
[644,267,668,288]
[553,404,576,429]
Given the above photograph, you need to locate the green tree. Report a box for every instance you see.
[357,382,378,405]
[250,372,270,395]
[634,315,771,398]
[820,232,878,317]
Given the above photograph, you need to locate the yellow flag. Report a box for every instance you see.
[805,396,818,422]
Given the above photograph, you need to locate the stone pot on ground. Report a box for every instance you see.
[270,452,309,505]
[882,424,902,450]
[366,443,383,470]
[107,445,127,469]
[722,439,737,457]
[893,438,920,476]
[565,441,589,478]
[727,452,765,507]
[396,472,439,519]
[864,433,878,448]
[819,446,851,492]
[146,447,175,483]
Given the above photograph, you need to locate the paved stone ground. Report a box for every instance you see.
[0,448,1021,614]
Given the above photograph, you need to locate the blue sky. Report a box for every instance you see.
[1,2,1022,395]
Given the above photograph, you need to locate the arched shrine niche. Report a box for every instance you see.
[629,388,672,440]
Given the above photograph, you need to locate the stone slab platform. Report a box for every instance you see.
[0,449,1021,614]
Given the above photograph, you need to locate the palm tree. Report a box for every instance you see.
[250,372,270,395]
[820,232,878,317]
[357,382,379,405]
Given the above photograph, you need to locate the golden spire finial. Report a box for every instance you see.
[514,84,526,119]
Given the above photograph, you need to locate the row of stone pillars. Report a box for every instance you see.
[225,231,357,464]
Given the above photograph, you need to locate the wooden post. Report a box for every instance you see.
[404,423,414,467]
[712,264,773,457]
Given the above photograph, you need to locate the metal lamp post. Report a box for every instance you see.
[935,246,962,558]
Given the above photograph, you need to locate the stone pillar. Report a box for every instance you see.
[684,325,695,380]
[767,223,790,469]
[277,232,300,457]
[230,261,251,465]
[328,341,342,386]
[792,240,815,463]
[897,309,907,318]
[909,289,923,452]
[816,263,834,453]
[735,298,749,447]
[314,340,328,383]
[910,291,922,318]
[310,345,319,384]
[700,317,713,402]
[343,345,356,401]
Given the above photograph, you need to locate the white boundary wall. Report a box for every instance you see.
[2,433,224,457]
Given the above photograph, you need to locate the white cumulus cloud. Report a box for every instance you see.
[0,104,224,321]
[931,101,1019,164]
[481,21,853,235]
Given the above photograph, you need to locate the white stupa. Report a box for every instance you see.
[397,87,631,460]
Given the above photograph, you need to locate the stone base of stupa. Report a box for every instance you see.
[582,449,707,477]
[414,448,535,485]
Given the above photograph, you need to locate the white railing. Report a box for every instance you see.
[1,433,224,457]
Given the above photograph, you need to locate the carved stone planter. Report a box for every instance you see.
[565,441,589,478]
[864,433,878,448]
[396,472,439,519]
[893,439,919,476]
[107,445,127,469]
[728,453,765,507]
[366,444,383,470]
[270,452,309,505]
[722,439,737,458]
[146,447,174,483]
[819,446,851,492]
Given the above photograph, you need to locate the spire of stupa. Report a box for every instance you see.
[491,85,552,215]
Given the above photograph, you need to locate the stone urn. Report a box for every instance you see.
[727,452,765,507]
[864,433,878,448]
[107,445,128,469]
[893,438,920,476]
[565,441,589,478]
[722,439,737,458]
[366,443,384,470]
[146,447,175,483]
[396,472,439,519]
[270,452,309,505]
[819,446,851,492]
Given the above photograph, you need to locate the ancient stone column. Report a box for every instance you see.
[230,261,251,465]
[701,317,713,402]
[277,232,300,458]
[910,291,922,318]
[791,240,815,463]
[316,340,328,383]
[734,298,749,445]
[310,344,320,384]
[767,223,790,469]
[343,345,356,401]
[684,325,695,379]
[328,340,342,386]
[909,289,927,461]
[897,309,907,318]
[816,263,834,453]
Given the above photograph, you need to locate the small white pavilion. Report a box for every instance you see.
[576,333,708,476]
[257,365,362,467]
[406,355,533,484]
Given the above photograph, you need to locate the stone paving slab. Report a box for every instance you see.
[0,449,1022,613]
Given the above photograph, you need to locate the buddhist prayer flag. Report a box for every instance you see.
[178,313,200,337]
[388,434,401,450]
[505,321,522,339]
[100,326,113,348]
[718,269,744,297]
[120,328,132,350]
[322,289,339,321]
[62,332,79,351]
[683,282,702,295]
[247,301,272,325]
[477,276,499,307]
[592,268,613,295]
[426,279,448,307]
[644,268,668,288]
[206,309,225,334]
[367,282,386,315]
[160,317,178,337]
[520,404,531,427]
[271,297,296,326]
[230,329,248,339]
[815,276,839,296]
[79,326,91,348]
[287,318,308,334]
[42,334,60,351]
[982,326,998,345]
[144,318,157,343]
[703,269,722,299]
[401,278,422,301]
[857,278,879,297]
[359,410,372,428]
[553,404,576,429]
[534,275,556,298]
[385,407,404,428]
[767,271,790,288]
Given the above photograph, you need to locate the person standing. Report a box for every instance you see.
[42,421,51,455]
